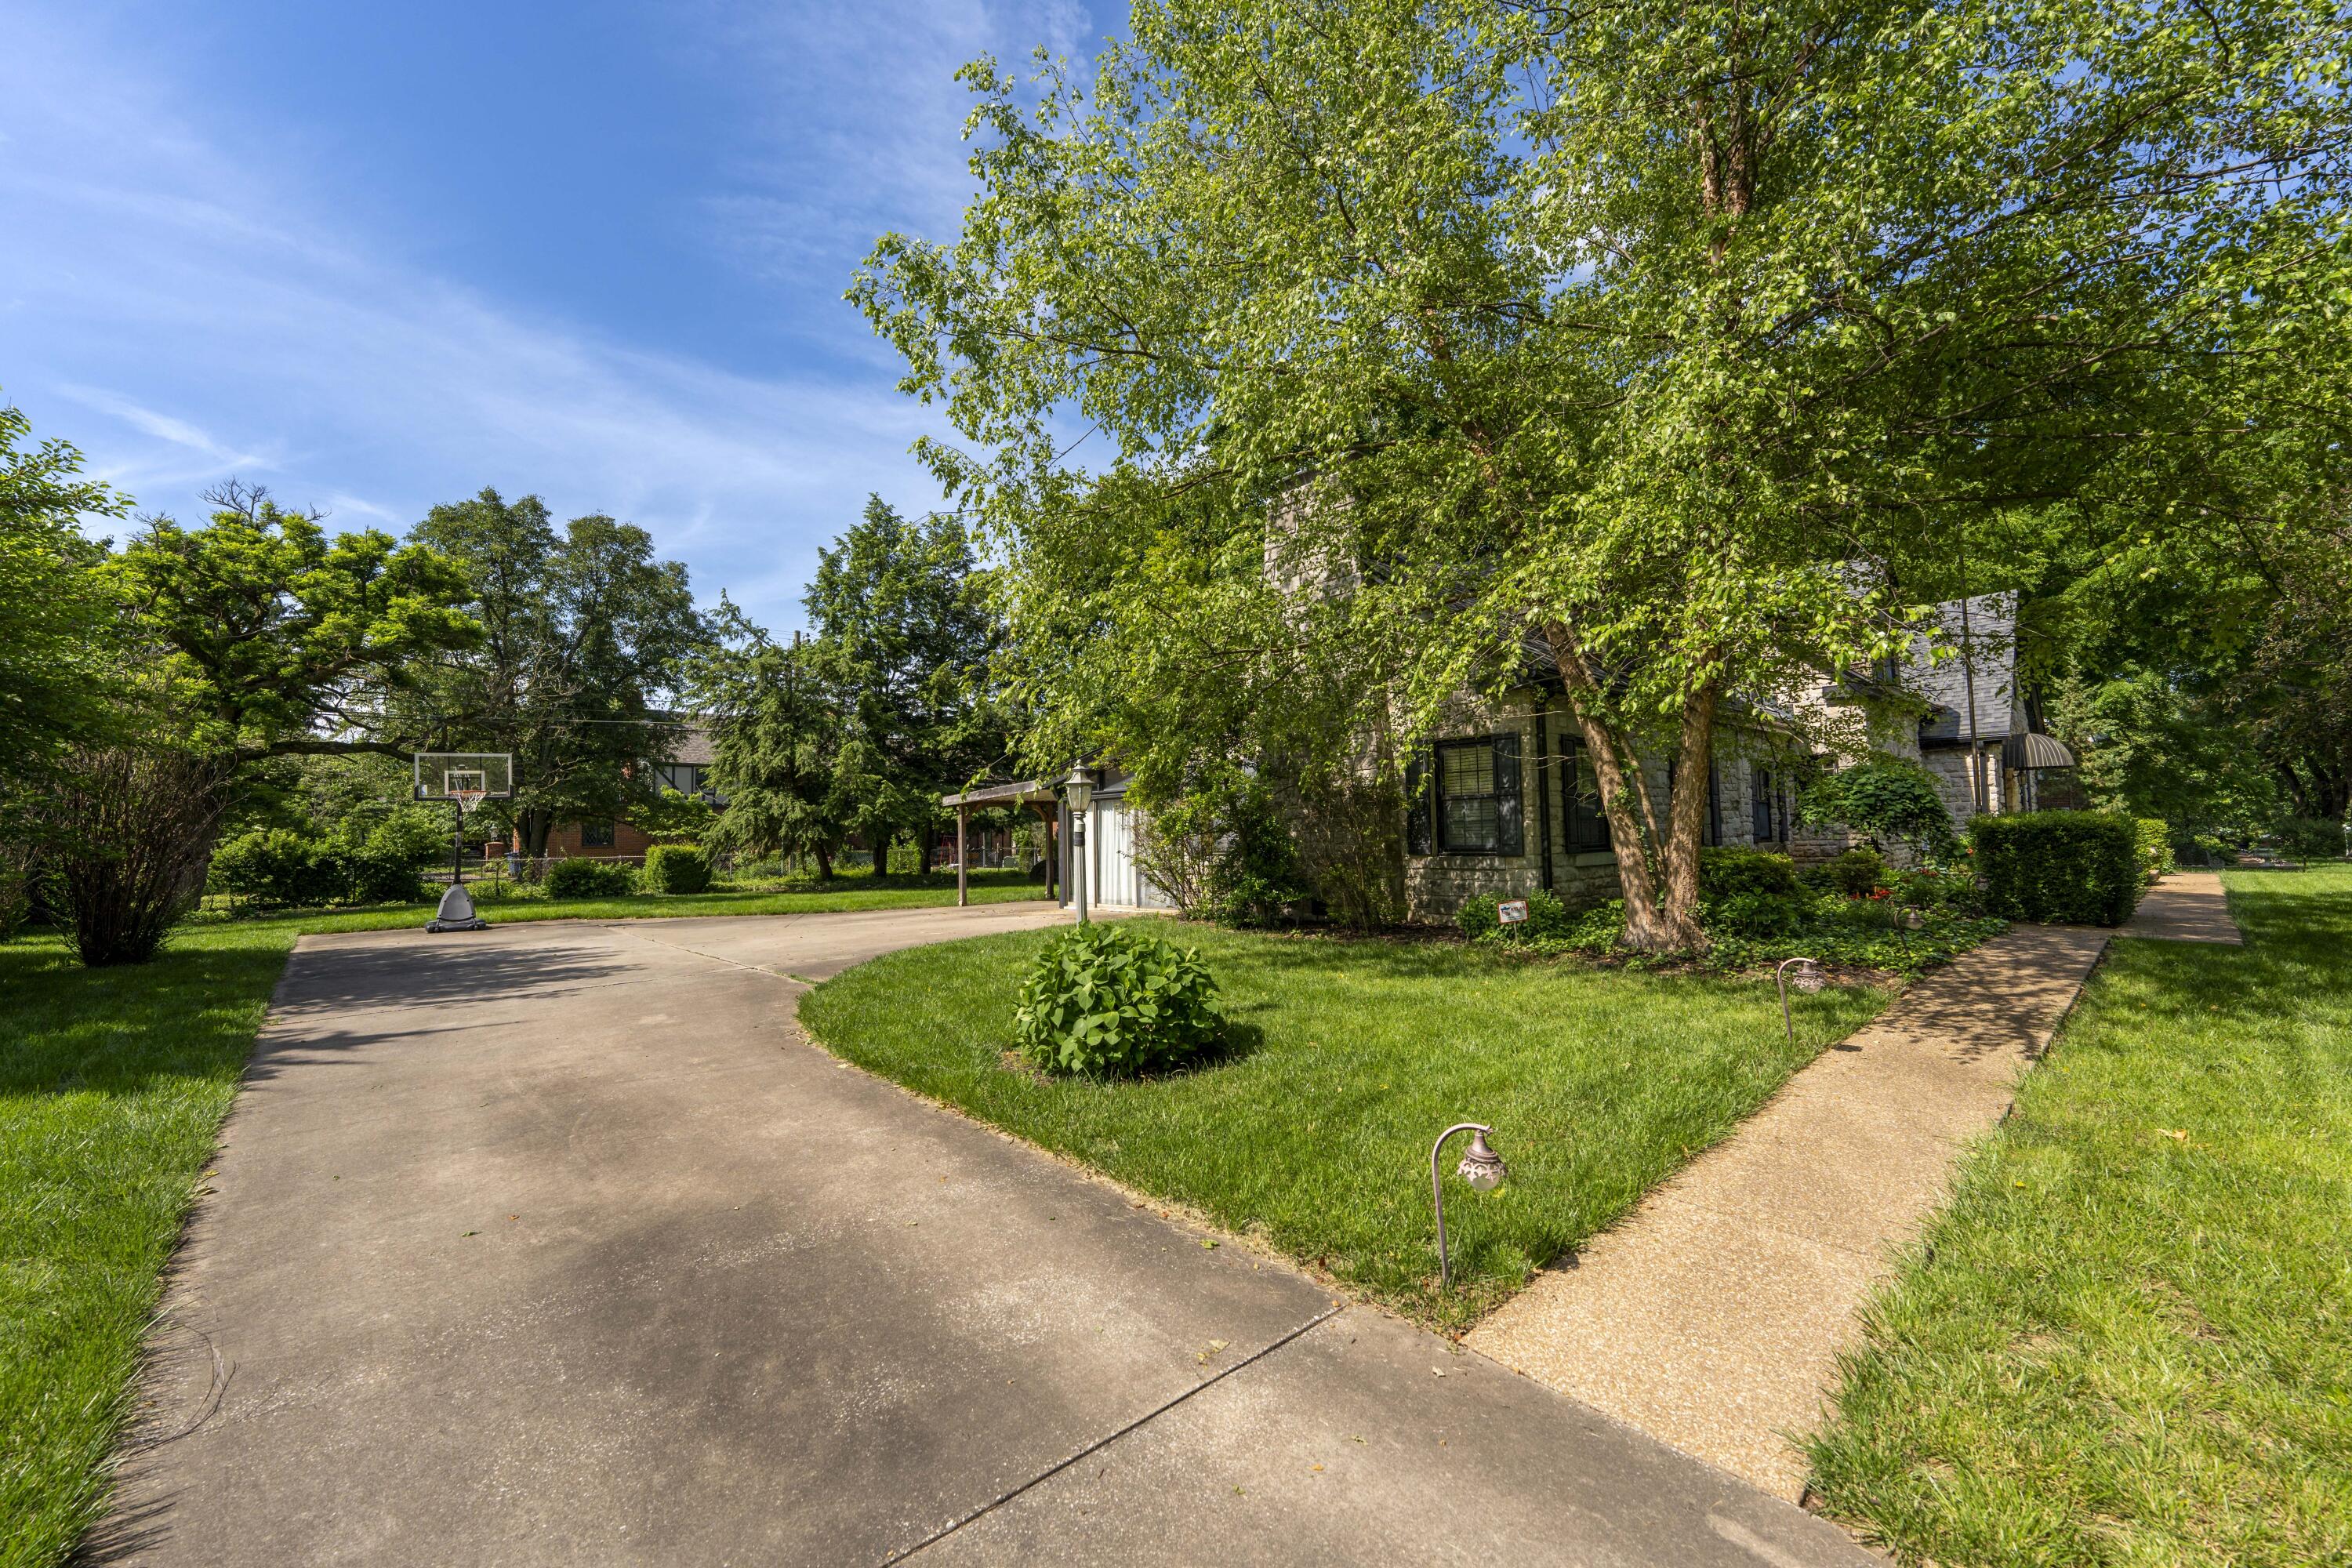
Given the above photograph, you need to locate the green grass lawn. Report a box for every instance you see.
[1807,867,2352,1567]
[190,863,1047,936]
[1,922,290,1567]
[799,924,1891,1330]
[0,865,1044,1567]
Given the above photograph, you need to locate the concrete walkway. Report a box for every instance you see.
[2120,871,2243,944]
[1467,924,2112,1499]
[104,907,1871,1566]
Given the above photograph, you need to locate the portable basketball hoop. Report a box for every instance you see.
[414,753,514,933]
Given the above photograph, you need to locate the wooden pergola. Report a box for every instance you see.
[938,779,1062,906]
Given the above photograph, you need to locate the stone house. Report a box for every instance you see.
[1396,593,2072,922]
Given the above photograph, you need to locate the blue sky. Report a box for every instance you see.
[0,1,1123,632]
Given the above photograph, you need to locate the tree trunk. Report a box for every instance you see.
[523,809,550,859]
[815,844,834,880]
[918,827,936,877]
[1541,619,1714,952]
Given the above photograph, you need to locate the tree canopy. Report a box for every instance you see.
[855,0,2350,946]
[408,488,709,856]
[804,495,1003,869]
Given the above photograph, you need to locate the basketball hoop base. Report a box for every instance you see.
[426,884,489,934]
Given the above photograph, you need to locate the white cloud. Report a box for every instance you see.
[0,4,1112,630]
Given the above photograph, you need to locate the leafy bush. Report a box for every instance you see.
[2132,818,2175,883]
[1971,811,2140,925]
[211,816,434,908]
[1457,888,1573,943]
[2271,816,2348,863]
[1828,848,1888,898]
[49,744,230,966]
[211,828,348,909]
[1205,781,1311,926]
[1696,848,1808,937]
[544,856,637,898]
[640,843,713,894]
[1013,922,1223,1077]
[635,787,717,846]
[1801,756,1960,858]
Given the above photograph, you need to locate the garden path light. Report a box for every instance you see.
[1431,1123,1508,1289]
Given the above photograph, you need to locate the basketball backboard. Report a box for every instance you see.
[413,753,515,808]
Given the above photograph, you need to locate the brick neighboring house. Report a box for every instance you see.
[522,725,723,862]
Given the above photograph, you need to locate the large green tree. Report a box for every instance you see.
[804,496,1004,872]
[114,480,478,762]
[855,0,2347,948]
[0,403,125,797]
[409,488,709,856]
[695,608,855,877]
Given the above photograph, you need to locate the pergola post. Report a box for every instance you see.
[956,804,969,907]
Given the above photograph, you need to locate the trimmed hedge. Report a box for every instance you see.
[2132,818,2174,884]
[641,843,713,895]
[543,857,637,898]
[1969,811,2141,926]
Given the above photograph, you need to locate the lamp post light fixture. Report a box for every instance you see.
[1430,1122,1509,1290]
[1774,956,1824,1048]
[1065,761,1094,924]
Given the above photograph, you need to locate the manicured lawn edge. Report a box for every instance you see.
[1805,868,2352,1567]
[799,923,1894,1332]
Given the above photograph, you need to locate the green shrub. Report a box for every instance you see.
[1696,848,1808,937]
[1458,889,1573,944]
[2271,816,2348,863]
[1014,922,1224,1077]
[640,843,713,894]
[209,829,350,909]
[1697,846,1802,898]
[1970,811,2140,925]
[2132,818,2175,883]
[1828,848,1888,899]
[1801,757,1960,858]
[544,857,637,898]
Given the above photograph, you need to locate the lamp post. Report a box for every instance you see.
[1774,956,1824,1048]
[1065,762,1094,924]
[1430,1122,1508,1290]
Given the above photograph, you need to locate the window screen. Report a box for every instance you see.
[1439,742,1500,853]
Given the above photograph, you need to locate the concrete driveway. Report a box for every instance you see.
[103,905,1875,1566]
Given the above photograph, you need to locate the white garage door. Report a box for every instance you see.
[1089,800,1173,909]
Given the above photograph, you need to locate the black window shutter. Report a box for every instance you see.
[1405,753,1432,856]
[1494,732,1524,857]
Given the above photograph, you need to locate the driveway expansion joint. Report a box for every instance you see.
[884,1304,1345,1565]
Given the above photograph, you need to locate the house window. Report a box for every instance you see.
[1563,742,1612,851]
[1406,734,1526,857]
[1751,766,1777,844]
[582,819,615,848]
[1439,741,1501,853]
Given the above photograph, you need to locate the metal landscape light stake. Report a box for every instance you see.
[1775,956,1824,1047]
[1430,1123,1509,1290]
[1065,761,1094,924]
